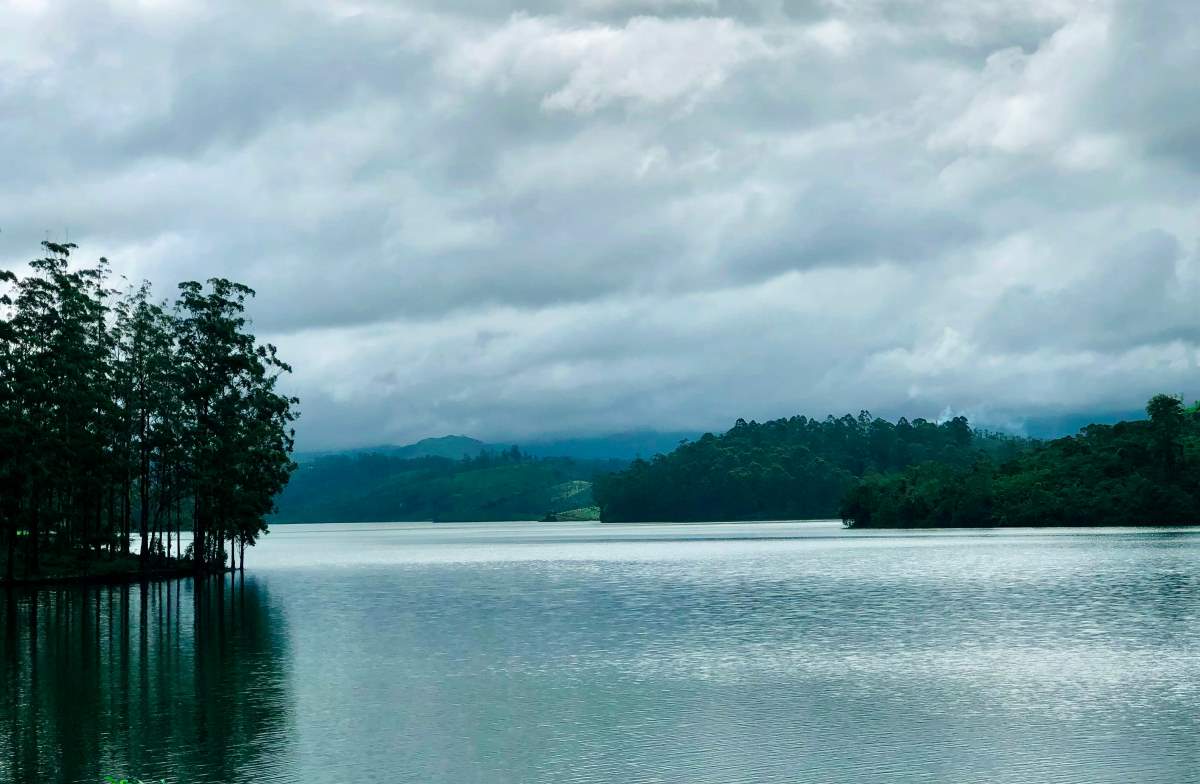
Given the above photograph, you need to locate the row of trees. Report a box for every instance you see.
[593,412,1031,521]
[840,394,1200,528]
[0,242,298,579]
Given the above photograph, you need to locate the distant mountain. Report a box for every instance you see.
[281,431,700,523]
[519,431,700,461]
[296,435,487,463]
[274,451,617,523]
[296,431,699,464]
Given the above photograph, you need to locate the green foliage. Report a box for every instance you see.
[839,460,995,528]
[105,776,165,784]
[593,412,1029,522]
[841,395,1200,527]
[0,243,298,580]
[274,448,619,523]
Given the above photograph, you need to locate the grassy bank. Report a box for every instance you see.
[542,506,601,521]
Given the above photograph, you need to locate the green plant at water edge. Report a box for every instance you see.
[105,776,166,784]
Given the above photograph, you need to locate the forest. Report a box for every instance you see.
[274,447,618,523]
[0,242,298,582]
[593,412,1031,522]
[840,394,1200,528]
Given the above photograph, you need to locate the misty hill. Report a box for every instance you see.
[297,431,696,464]
[520,431,699,460]
[274,448,623,523]
[281,431,697,524]
[295,435,487,463]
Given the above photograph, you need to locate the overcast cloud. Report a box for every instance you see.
[2,0,1198,449]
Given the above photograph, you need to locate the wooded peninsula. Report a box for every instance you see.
[0,243,298,584]
[595,395,1200,527]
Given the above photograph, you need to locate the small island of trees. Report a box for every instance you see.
[1,242,298,584]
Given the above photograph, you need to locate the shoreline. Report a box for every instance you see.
[1,556,232,589]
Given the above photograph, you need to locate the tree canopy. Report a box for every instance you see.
[0,242,298,580]
[840,394,1200,528]
[593,412,1030,522]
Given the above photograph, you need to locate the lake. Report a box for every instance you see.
[2,521,1198,783]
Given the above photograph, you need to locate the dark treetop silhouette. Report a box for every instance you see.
[0,243,298,583]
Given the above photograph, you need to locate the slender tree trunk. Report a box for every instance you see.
[165,491,172,560]
[192,494,203,572]
[79,487,89,568]
[5,514,15,582]
[122,472,131,557]
[107,487,116,557]
[28,486,40,575]
[95,492,103,558]
[215,509,225,572]
[151,461,166,559]
[138,411,150,567]
[149,507,160,563]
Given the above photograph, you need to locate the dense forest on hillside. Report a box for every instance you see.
[1,243,297,582]
[841,394,1200,528]
[593,413,1031,522]
[273,447,619,523]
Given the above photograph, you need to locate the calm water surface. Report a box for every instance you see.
[2,521,1198,783]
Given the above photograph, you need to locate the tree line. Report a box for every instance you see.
[0,242,298,580]
[840,394,1200,527]
[593,412,1031,522]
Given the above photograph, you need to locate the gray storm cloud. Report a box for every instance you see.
[1,0,1197,449]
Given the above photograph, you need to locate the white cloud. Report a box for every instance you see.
[930,10,1112,156]
[1,0,1198,448]
[444,15,770,114]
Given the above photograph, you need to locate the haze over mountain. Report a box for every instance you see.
[296,435,490,464]
[281,431,699,522]
[296,431,700,464]
[295,415,1134,468]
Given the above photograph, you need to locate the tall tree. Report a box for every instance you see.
[0,244,298,580]
[174,278,297,572]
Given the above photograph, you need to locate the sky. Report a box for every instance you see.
[2,0,1198,450]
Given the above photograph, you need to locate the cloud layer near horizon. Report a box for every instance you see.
[2,0,1198,448]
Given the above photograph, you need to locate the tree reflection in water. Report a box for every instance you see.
[1,576,292,783]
